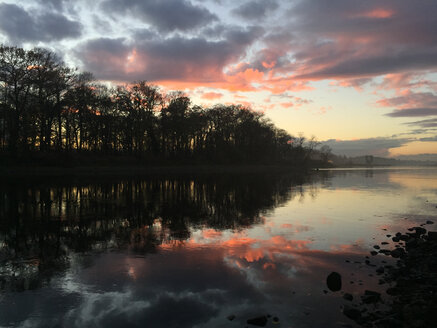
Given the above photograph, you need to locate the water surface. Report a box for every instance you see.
[1,168,437,327]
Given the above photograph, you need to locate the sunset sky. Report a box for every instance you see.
[0,0,436,158]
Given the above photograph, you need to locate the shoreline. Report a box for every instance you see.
[341,222,437,327]
[0,163,310,178]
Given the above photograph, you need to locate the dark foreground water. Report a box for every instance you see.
[1,168,437,328]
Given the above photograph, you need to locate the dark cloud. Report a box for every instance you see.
[0,3,82,43]
[323,137,411,157]
[76,26,263,82]
[377,92,437,109]
[405,118,437,128]
[285,0,437,79]
[232,0,278,20]
[101,0,218,33]
[295,48,437,79]
[385,108,437,117]
[419,136,437,142]
[74,38,131,81]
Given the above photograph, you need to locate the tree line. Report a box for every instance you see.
[0,45,319,165]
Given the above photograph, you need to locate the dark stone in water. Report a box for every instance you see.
[343,293,353,301]
[426,220,434,224]
[247,316,267,327]
[343,306,361,320]
[272,317,279,324]
[327,272,342,291]
[414,227,427,235]
[399,235,409,241]
[392,236,400,242]
[386,287,399,296]
[428,231,437,241]
[390,248,405,258]
[373,245,380,249]
[370,251,378,256]
[361,290,381,304]
[227,314,236,321]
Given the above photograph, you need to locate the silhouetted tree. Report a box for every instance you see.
[0,45,319,166]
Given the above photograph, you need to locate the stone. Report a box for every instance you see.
[327,272,342,292]
[361,290,381,304]
[390,248,405,258]
[343,306,361,320]
[427,231,437,241]
[227,314,236,321]
[247,316,268,327]
[376,266,384,274]
[414,227,427,235]
[343,293,353,301]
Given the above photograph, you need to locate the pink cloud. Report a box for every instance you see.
[201,92,223,100]
[352,8,395,19]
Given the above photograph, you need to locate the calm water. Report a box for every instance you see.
[1,168,437,328]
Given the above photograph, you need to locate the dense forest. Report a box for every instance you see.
[0,45,320,166]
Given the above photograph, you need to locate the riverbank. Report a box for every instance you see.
[342,222,437,327]
[0,163,312,178]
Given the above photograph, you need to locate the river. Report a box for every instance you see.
[1,168,436,327]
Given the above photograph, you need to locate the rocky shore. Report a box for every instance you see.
[340,221,437,327]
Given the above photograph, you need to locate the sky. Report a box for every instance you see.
[0,0,436,159]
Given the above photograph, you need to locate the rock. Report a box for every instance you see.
[427,231,437,241]
[390,248,405,258]
[386,287,399,295]
[227,314,236,321]
[414,227,427,235]
[343,293,353,301]
[406,238,418,248]
[327,272,342,292]
[343,306,361,320]
[392,236,400,242]
[373,245,380,249]
[399,235,409,241]
[381,242,389,245]
[361,290,381,304]
[376,267,385,275]
[426,220,434,224]
[247,316,267,327]
[272,317,279,324]
[370,251,378,256]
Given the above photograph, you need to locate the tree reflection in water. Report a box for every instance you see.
[0,172,318,293]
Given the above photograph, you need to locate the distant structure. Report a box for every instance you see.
[365,155,374,166]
